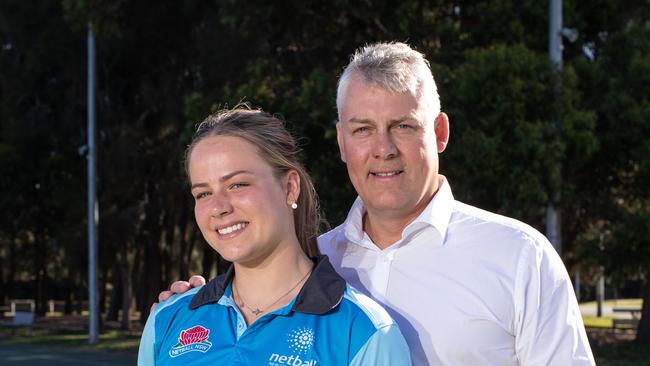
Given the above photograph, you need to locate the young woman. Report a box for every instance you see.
[138,107,411,365]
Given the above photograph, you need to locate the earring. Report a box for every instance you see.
[291,202,298,210]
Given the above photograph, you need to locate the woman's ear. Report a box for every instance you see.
[285,170,301,206]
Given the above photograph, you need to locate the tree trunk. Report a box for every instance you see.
[64,270,73,315]
[137,185,164,324]
[35,234,48,316]
[131,239,143,316]
[162,209,174,289]
[100,263,109,314]
[636,276,650,343]
[177,201,190,280]
[0,243,5,306]
[201,243,215,280]
[106,263,121,322]
[6,237,16,304]
[120,260,130,331]
[75,274,84,315]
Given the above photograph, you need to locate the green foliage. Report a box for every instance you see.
[0,0,648,335]
[445,43,596,226]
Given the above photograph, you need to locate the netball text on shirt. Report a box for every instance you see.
[168,325,213,357]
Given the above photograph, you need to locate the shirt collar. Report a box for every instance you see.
[338,176,455,248]
[406,176,454,243]
[189,255,346,314]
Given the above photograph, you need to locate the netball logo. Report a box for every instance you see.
[288,327,315,354]
[268,327,317,365]
[169,325,213,358]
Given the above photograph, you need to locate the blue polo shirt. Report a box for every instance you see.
[138,255,411,366]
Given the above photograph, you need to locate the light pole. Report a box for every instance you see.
[87,22,99,345]
[547,0,563,255]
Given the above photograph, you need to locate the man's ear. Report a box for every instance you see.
[336,121,347,163]
[285,169,301,205]
[434,112,450,153]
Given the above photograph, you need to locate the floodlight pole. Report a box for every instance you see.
[547,0,562,255]
[87,22,99,345]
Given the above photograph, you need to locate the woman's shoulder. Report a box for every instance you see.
[151,286,204,320]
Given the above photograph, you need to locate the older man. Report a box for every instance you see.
[162,42,594,365]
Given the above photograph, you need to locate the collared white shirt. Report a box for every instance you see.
[318,178,595,366]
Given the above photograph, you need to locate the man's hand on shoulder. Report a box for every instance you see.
[150,275,207,311]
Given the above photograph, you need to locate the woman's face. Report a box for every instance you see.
[189,135,300,267]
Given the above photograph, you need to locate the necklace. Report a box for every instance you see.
[232,266,312,316]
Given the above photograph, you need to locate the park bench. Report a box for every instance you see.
[2,299,36,336]
[612,307,641,329]
[5,312,35,336]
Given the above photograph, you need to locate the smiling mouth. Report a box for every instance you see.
[217,222,248,235]
[371,170,403,177]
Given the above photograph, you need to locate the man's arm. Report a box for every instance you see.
[153,275,206,309]
[514,233,595,365]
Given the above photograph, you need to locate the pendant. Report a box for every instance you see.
[251,308,263,316]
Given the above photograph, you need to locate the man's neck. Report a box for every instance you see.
[363,212,411,250]
[362,177,444,250]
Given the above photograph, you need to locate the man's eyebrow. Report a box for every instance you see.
[348,117,373,124]
[348,116,418,124]
[390,115,418,123]
[190,170,253,189]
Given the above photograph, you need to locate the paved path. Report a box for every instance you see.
[0,344,136,366]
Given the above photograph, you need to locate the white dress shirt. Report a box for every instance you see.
[318,178,594,366]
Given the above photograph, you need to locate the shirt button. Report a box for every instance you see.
[237,322,244,330]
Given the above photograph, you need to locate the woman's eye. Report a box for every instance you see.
[230,182,249,189]
[195,192,210,200]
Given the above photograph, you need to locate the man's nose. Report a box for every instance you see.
[372,131,398,159]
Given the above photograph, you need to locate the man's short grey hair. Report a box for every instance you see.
[336,41,440,120]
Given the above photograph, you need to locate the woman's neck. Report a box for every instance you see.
[232,245,313,324]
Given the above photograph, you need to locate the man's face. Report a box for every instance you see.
[336,76,449,223]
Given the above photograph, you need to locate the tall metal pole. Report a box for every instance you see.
[597,266,605,317]
[87,22,99,345]
[547,0,562,255]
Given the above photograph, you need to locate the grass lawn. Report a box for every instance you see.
[0,328,140,353]
[1,306,648,364]
[581,298,647,366]
[581,298,643,308]
[593,342,650,366]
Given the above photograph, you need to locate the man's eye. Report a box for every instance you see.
[397,123,412,129]
[353,127,369,134]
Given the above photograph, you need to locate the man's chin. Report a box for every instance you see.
[364,197,412,214]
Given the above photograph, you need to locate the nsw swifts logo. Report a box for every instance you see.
[169,325,213,358]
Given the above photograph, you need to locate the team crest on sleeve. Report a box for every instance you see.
[169,325,213,357]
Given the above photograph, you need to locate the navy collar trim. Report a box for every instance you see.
[189,255,346,314]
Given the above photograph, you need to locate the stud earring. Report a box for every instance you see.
[291,202,298,210]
